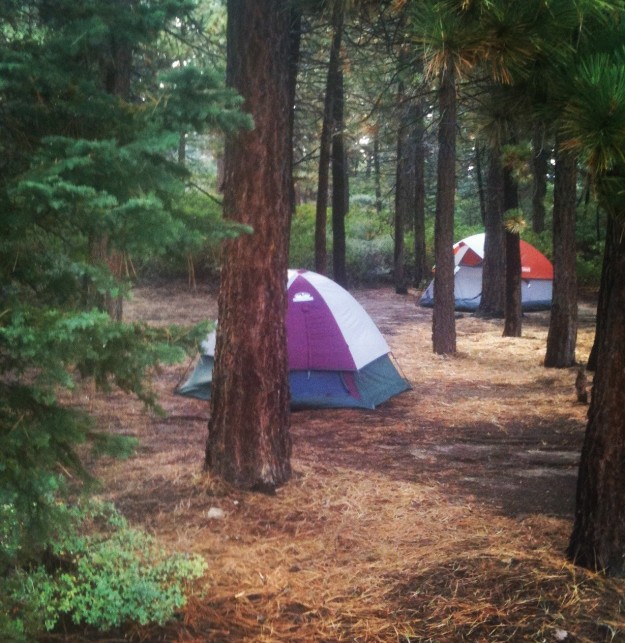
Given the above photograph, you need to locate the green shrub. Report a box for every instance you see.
[343,205,393,282]
[289,203,317,270]
[136,191,251,279]
[0,501,207,640]
[289,202,396,282]
[577,256,603,288]
[345,235,394,283]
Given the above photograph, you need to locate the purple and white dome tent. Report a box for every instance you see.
[177,269,410,410]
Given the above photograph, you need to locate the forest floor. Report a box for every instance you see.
[72,280,625,642]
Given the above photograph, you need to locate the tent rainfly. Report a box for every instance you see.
[418,232,553,312]
[176,269,411,409]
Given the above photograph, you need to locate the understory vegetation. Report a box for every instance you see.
[0,501,206,640]
[150,197,603,289]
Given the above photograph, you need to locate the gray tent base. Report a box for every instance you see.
[419,295,552,313]
[418,270,553,312]
[175,354,411,410]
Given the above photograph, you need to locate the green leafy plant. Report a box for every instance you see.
[0,501,207,640]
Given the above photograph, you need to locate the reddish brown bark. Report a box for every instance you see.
[432,64,457,355]
[205,0,294,490]
[568,223,625,576]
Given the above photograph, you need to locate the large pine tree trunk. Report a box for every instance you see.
[315,4,343,275]
[432,64,457,355]
[568,223,625,576]
[477,146,505,318]
[544,144,578,367]
[205,0,293,491]
[332,66,348,286]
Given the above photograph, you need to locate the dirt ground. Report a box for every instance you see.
[77,280,625,642]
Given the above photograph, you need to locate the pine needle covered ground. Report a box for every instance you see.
[65,281,625,642]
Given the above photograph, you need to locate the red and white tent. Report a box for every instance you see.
[419,233,553,311]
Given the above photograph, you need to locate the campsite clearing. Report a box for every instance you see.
[70,280,625,642]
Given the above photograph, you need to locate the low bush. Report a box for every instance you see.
[577,256,603,288]
[289,202,396,283]
[345,234,394,283]
[0,501,207,641]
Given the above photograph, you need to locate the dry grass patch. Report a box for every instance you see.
[61,282,625,642]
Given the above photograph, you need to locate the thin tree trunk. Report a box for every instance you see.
[413,97,427,288]
[88,235,123,321]
[178,132,195,288]
[332,66,347,286]
[477,145,505,318]
[503,230,522,337]
[103,34,132,98]
[568,222,625,576]
[394,82,411,295]
[502,165,522,337]
[544,143,578,367]
[94,25,133,321]
[178,132,186,164]
[432,63,457,355]
[205,0,293,491]
[287,8,302,216]
[531,124,548,234]
[475,143,486,226]
[373,127,383,216]
[315,4,343,275]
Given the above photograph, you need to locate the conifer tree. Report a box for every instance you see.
[564,46,625,577]
[0,0,248,570]
[205,0,295,491]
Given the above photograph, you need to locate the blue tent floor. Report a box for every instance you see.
[176,354,411,410]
